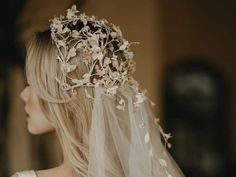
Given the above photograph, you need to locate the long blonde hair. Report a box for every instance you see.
[26,30,123,177]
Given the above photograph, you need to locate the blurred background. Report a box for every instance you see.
[0,0,235,177]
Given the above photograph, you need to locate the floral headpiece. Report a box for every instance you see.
[50,5,144,110]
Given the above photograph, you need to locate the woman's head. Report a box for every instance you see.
[20,4,139,176]
[21,26,94,176]
[21,17,128,176]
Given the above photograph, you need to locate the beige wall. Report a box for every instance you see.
[12,0,236,173]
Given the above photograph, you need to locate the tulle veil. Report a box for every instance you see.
[87,85,185,177]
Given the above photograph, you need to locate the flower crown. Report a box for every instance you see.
[49,5,144,110]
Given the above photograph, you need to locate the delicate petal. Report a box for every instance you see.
[158,158,167,167]
[119,41,129,50]
[144,131,150,144]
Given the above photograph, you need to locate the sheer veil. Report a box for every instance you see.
[87,85,185,177]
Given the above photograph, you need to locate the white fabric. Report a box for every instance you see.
[87,85,185,177]
[16,170,37,177]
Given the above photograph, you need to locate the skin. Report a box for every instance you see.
[20,86,55,134]
[11,86,73,177]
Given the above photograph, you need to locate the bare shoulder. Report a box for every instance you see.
[10,174,18,177]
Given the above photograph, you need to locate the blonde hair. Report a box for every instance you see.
[26,30,123,177]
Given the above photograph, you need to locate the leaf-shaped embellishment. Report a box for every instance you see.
[116,104,125,110]
[68,47,77,58]
[128,51,134,58]
[149,146,153,157]
[139,122,145,128]
[58,40,66,46]
[110,32,117,38]
[66,4,78,19]
[158,158,167,167]
[83,73,91,79]
[85,88,93,99]
[144,131,150,144]
[166,172,173,177]
[118,98,124,105]
[154,117,160,125]
[167,143,172,148]
[55,77,61,83]
[112,59,119,69]
[100,33,107,39]
[60,63,77,73]
[71,79,84,86]
[62,82,71,90]
[62,27,70,34]
[103,57,111,66]
[164,133,172,139]
[97,68,105,77]
[72,30,80,38]
[119,41,129,50]
[149,99,156,107]
[107,86,119,95]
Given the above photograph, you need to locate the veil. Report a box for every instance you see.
[87,85,185,177]
[48,5,186,177]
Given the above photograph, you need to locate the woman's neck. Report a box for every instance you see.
[59,146,73,173]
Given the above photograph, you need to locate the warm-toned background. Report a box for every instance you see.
[0,0,235,177]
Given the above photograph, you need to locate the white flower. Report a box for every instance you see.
[154,117,160,125]
[60,62,77,73]
[106,86,118,95]
[110,32,117,38]
[62,27,70,34]
[119,41,129,50]
[68,47,77,58]
[91,45,100,52]
[72,79,84,86]
[166,172,173,177]
[103,57,111,66]
[81,18,88,26]
[118,98,124,104]
[149,146,153,157]
[66,5,79,19]
[125,51,134,59]
[92,52,103,61]
[83,73,91,79]
[90,33,100,42]
[51,18,63,33]
[97,68,105,76]
[139,122,145,128]
[57,40,66,47]
[72,30,80,38]
[111,71,120,80]
[136,92,145,104]
[144,131,150,144]
[112,59,119,69]
[100,33,107,39]
[158,158,167,167]
[116,104,125,110]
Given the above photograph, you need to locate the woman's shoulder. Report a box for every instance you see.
[12,170,38,177]
[11,174,18,177]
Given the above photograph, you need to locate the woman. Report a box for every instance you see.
[13,5,185,177]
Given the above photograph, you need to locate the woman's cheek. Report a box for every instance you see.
[27,111,55,135]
